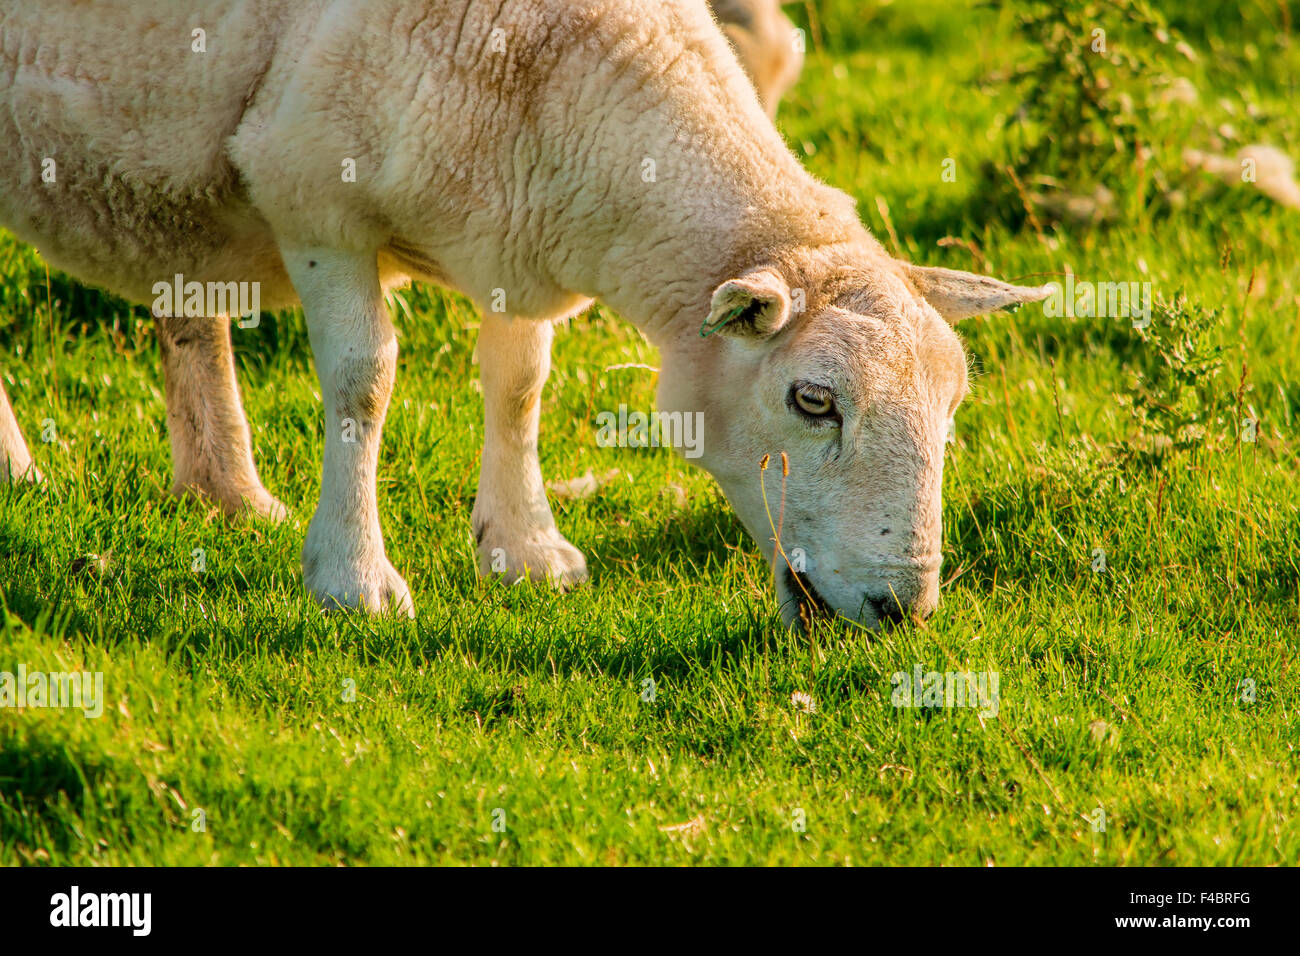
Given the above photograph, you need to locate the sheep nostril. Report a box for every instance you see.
[869,597,906,625]
[869,595,934,625]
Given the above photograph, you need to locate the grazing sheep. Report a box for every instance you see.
[0,0,1049,629]
[1185,144,1300,211]
[710,0,804,116]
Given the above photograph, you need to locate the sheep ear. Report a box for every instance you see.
[702,269,791,339]
[902,264,1053,323]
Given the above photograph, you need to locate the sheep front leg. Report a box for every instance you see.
[0,381,41,483]
[157,316,286,521]
[284,248,413,617]
[471,314,587,589]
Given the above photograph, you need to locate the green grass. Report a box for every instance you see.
[2,0,1298,865]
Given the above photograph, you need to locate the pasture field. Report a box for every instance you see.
[1,0,1297,866]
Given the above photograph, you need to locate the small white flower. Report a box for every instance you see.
[790,691,816,714]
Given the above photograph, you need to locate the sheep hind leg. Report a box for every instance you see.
[157,315,286,522]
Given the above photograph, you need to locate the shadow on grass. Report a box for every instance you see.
[0,731,113,859]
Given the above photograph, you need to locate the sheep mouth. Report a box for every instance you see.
[783,566,835,625]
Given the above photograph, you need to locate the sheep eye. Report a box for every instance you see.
[792,383,836,419]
